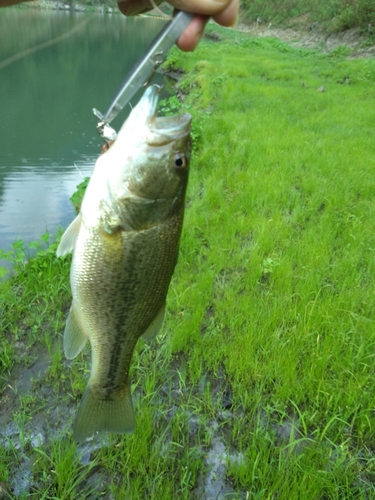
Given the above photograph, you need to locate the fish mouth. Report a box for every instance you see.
[142,85,192,146]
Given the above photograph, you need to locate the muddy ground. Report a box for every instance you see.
[0,340,331,499]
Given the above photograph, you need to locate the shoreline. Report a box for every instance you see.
[12,2,375,58]
[16,0,171,15]
[17,0,118,13]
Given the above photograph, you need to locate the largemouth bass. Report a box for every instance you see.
[57,85,191,442]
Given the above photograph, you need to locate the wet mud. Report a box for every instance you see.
[1,335,336,500]
[0,340,316,499]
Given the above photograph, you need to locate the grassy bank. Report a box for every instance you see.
[1,28,375,498]
[241,0,375,33]
[17,0,375,35]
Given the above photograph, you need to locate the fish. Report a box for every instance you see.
[56,85,192,442]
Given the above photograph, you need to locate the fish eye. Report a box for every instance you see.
[173,153,187,171]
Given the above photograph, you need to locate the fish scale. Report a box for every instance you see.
[78,220,182,390]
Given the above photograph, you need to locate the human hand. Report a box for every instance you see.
[118,0,239,51]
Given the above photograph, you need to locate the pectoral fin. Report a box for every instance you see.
[63,304,88,359]
[141,303,166,342]
[56,213,82,257]
[74,383,135,443]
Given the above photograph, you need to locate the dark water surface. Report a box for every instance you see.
[0,8,169,256]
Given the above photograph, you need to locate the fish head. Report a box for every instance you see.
[105,85,192,228]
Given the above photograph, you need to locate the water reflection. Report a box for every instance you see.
[0,163,94,243]
[0,8,171,255]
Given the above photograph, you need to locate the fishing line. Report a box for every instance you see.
[148,0,170,19]
[73,163,85,179]
[0,16,91,71]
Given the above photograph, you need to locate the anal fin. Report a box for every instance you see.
[63,304,88,359]
[141,303,166,342]
[74,383,135,443]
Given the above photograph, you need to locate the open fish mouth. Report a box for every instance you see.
[138,85,192,146]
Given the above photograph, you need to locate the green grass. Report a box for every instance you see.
[1,31,375,498]
[0,233,69,369]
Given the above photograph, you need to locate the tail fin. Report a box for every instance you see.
[73,383,136,442]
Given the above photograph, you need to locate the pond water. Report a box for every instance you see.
[0,8,171,259]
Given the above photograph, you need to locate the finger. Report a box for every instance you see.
[169,0,231,16]
[118,0,163,16]
[212,0,239,27]
[119,0,237,20]
[176,14,208,52]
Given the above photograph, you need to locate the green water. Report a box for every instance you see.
[0,8,170,251]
